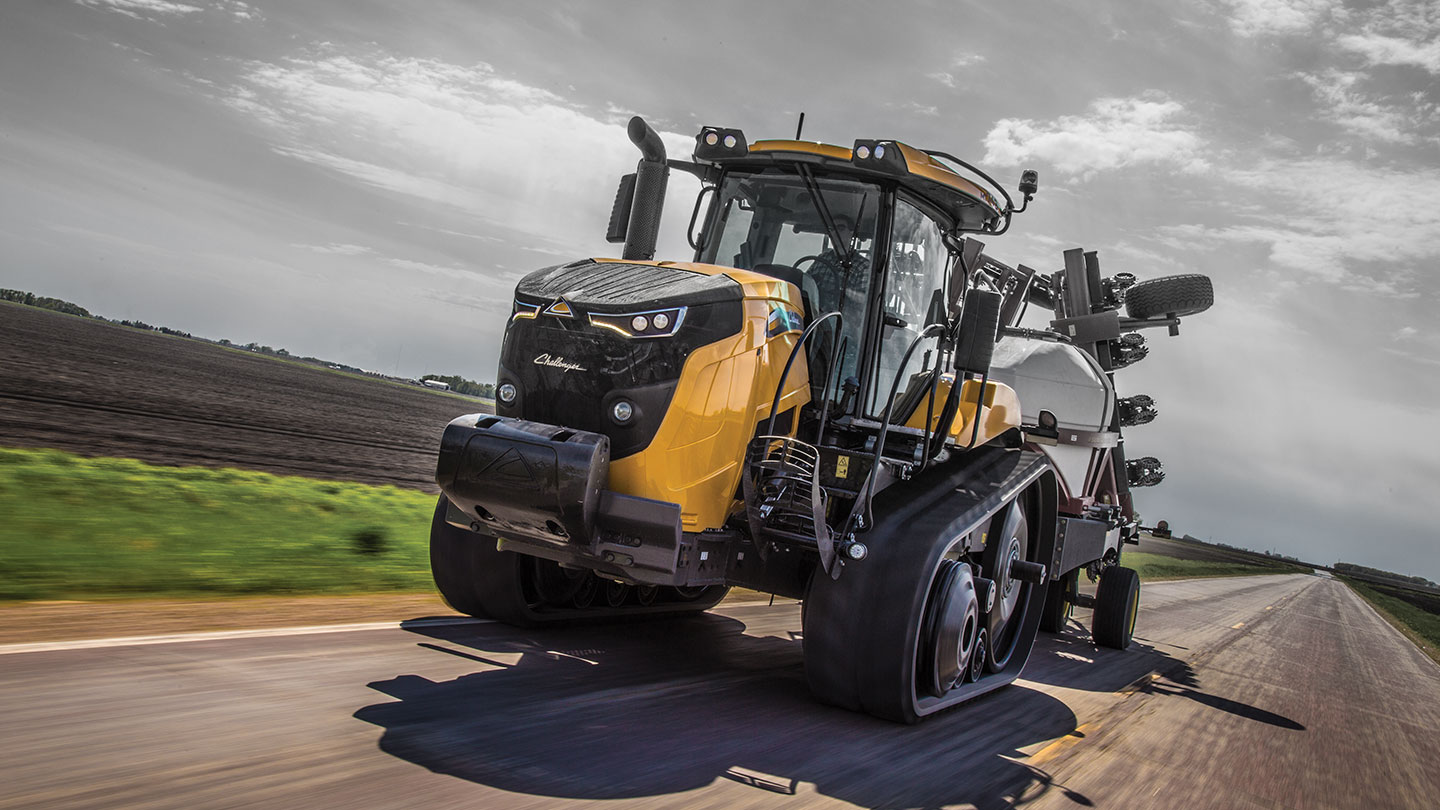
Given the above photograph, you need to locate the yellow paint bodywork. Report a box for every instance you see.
[594,260,1019,532]
[901,376,1022,448]
[607,262,811,532]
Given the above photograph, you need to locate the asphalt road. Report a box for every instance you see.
[2,574,1437,810]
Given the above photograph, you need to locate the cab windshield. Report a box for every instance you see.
[698,168,882,394]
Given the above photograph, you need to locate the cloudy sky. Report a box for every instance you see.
[2,0,1437,579]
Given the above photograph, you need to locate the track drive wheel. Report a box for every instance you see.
[804,487,1046,724]
[1039,568,1077,633]
[1091,565,1140,649]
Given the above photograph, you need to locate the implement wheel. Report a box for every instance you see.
[1124,274,1213,320]
[1039,568,1077,633]
[1091,565,1140,649]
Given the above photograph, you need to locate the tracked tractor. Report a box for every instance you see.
[429,117,1213,723]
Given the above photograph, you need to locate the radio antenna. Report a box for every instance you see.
[796,112,806,140]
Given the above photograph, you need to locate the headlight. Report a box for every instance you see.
[589,307,686,338]
[498,383,517,403]
[611,400,634,423]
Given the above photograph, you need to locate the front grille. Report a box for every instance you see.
[496,260,744,458]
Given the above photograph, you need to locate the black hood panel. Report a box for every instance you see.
[517,260,741,311]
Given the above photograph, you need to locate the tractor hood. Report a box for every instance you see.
[515,259,741,313]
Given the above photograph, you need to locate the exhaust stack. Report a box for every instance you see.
[622,116,669,261]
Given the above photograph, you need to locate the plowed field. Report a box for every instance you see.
[0,302,490,489]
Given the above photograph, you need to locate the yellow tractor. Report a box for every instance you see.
[430,117,1212,722]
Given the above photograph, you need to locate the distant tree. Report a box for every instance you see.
[1,289,91,318]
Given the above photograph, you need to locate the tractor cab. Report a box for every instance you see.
[672,132,1024,424]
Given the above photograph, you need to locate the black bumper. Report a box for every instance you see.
[435,414,690,584]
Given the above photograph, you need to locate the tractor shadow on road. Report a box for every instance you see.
[1024,618,1306,731]
[354,609,1095,809]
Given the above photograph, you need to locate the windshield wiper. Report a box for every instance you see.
[796,164,853,270]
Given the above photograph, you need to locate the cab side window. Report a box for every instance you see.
[872,199,950,415]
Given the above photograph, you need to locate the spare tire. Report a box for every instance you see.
[1124,274,1213,319]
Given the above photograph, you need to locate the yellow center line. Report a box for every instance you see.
[1027,723,1095,765]
[1231,622,1245,629]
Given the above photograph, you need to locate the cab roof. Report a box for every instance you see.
[710,138,1005,232]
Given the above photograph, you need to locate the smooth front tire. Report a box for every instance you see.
[1091,565,1140,649]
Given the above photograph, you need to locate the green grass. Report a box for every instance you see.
[1340,577,1440,666]
[0,447,438,601]
[0,444,1313,603]
[1124,551,1307,581]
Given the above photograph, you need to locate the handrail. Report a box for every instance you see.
[844,323,947,534]
[764,310,845,440]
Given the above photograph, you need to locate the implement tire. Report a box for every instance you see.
[1091,565,1140,649]
[1039,568,1077,633]
[1124,274,1213,320]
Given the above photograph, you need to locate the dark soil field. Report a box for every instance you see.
[0,302,491,490]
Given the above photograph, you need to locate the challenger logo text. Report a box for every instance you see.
[533,353,586,373]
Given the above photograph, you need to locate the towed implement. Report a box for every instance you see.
[430,117,1213,722]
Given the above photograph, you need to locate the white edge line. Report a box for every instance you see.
[0,617,493,656]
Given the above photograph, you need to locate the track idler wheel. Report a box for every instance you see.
[919,560,981,698]
[605,580,631,608]
[981,501,1034,672]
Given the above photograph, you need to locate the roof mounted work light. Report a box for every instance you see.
[694,126,748,161]
[852,139,908,175]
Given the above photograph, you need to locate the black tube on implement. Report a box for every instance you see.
[623,116,669,260]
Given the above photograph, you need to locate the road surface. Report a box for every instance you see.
[2,574,1437,809]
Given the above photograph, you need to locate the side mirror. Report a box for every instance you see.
[606,173,636,244]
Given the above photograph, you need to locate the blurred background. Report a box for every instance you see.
[2,0,1437,608]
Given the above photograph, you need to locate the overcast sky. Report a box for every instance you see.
[2,0,1437,579]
